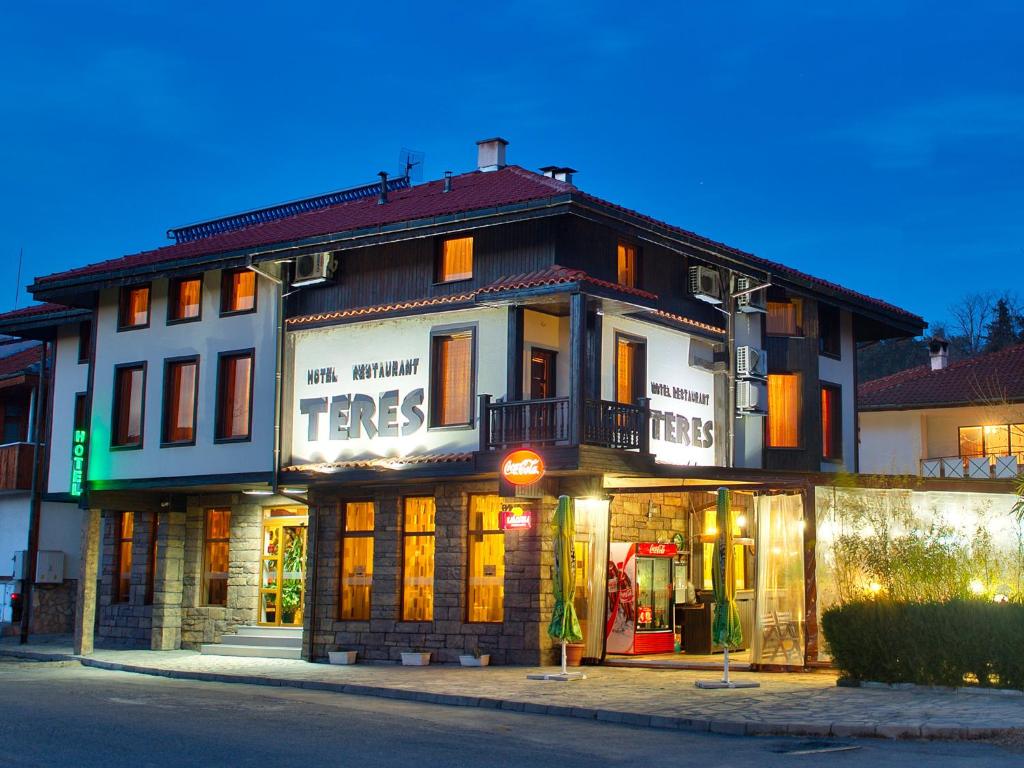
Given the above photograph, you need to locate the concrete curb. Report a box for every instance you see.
[2,647,1019,741]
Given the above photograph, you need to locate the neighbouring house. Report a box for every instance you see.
[0,138,924,668]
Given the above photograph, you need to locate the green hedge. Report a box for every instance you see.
[822,599,1024,690]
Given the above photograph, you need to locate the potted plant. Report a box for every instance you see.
[328,650,358,665]
[459,647,491,667]
[400,650,432,666]
[565,643,585,667]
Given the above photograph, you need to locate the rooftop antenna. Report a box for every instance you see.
[398,147,425,183]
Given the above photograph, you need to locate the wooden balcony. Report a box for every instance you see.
[0,442,35,491]
[480,395,650,452]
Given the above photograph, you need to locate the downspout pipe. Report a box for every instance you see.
[20,341,49,644]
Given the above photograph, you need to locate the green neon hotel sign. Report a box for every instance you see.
[70,429,87,497]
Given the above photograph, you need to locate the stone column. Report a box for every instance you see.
[73,509,101,656]
[150,510,186,650]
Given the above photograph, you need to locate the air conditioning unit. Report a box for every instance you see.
[736,380,766,414]
[689,265,722,304]
[292,252,336,287]
[735,276,767,313]
[736,346,767,379]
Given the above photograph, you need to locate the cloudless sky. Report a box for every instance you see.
[2,1,1022,329]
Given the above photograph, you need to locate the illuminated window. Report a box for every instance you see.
[468,495,504,623]
[1012,424,1024,455]
[215,350,253,441]
[959,424,1024,458]
[701,507,748,591]
[402,497,435,621]
[429,329,474,427]
[162,357,198,445]
[821,384,842,460]
[436,236,473,282]
[112,363,146,448]
[203,509,231,606]
[114,512,134,603]
[340,502,374,620]
[766,298,803,336]
[169,276,202,322]
[118,285,150,330]
[767,373,800,448]
[617,242,639,288]
[615,334,646,405]
[220,268,256,315]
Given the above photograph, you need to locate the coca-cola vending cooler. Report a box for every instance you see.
[606,542,677,655]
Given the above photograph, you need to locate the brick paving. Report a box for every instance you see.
[2,639,1022,740]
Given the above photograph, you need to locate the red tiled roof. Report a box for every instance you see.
[286,293,476,327]
[0,302,74,321]
[859,343,1024,410]
[283,453,473,473]
[31,164,921,327]
[0,345,41,378]
[476,266,658,301]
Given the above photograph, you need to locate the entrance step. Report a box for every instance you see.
[200,625,304,659]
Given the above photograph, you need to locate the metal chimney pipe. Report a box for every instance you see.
[377,171,388,205]
[443,171,452,193]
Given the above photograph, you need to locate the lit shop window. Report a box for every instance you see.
[340,502,374,621]
[617,242,639,288]
[821,384,842,460]
[118,285,151,330]
[766,298,803,337]
[436,236,473,282]
[169,276,202,323]
[221,268,256,315]
[204,509,231,606]
[468,496,504,623]
[163,357,198,445]
[430,329,474,427]
[215,351,253,441]
[112,364,146,448]
[114,511,134,603]
[701,507,748,592]
[402,497,436,621]
[767,373,800,448]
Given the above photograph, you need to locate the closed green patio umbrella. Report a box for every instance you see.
[696,487,758,689]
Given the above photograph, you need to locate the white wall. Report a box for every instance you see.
[0,493,30,580]
[859,410,924,474]
[38,501,86,578]
[819,309,856,472]
[48,323,89,494]
[89,270,277,483]
[600,315,719,466]
[286,307,507,465]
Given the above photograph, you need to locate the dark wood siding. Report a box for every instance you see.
[287,218,558,318]
[765,296,821,472]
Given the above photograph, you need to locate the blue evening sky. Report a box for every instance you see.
[2,2,1022,329]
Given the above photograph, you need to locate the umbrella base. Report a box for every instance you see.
[694,680,760,689]
[527,672,587,682]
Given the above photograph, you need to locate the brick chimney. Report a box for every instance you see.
[476,138,508,172]
[928,337,949,371]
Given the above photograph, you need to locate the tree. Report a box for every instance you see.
[949,292,995,355]
[984,298,1024,353]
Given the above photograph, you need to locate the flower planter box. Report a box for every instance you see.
[328,651,357,665]
[459,654,490,667]
[401,652,432,666]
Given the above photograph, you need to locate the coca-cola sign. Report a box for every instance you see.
[637,542,678,557]
[500,449,545,486]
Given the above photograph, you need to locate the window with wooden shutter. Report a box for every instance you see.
[767,373,800,448]
[430,329,474,427]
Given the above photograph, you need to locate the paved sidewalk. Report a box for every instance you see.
[2,640,1022,741]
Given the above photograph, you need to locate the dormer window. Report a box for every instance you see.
[436,236,473,283]
[118,285,151,330]
[617,242,640,288]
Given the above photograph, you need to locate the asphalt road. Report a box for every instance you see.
[0,657,1021,768]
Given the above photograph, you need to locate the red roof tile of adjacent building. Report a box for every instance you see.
[0,345,41,378]
[0,302,74,321]
[30,164,921,327]
[859,343,1024,410]
[282,453,473,473]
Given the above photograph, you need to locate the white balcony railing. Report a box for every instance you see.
[920,454,1021,480]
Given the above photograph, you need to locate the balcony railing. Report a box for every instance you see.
[0,442,35,491]
[920,454,1021,480]
[480,395,649,452]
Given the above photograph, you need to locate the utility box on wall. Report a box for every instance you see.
[11,550,27,580]
[35,551,64,584]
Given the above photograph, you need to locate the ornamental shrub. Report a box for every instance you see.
[822,599,1024,690]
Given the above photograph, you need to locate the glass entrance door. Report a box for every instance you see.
[259,508,308,626]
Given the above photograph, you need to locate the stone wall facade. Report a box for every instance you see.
[97,510,156,647]
[28,579,77,635]
[306,481,559,666]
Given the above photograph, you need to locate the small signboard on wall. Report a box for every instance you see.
[499,504,534,531]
